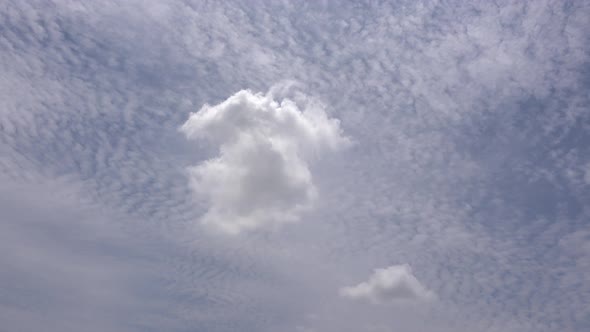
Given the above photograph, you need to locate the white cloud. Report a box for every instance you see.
[340,264,435,304]
[180,88,348,234]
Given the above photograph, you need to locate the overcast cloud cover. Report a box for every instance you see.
[0,1,589,331]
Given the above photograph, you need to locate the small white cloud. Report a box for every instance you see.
[340,264,435,304]
[180,88,348,234]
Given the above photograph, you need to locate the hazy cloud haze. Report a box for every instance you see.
[1,1,589,331]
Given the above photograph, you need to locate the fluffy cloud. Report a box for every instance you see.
[340,264,435,304]
[180,88,348,234]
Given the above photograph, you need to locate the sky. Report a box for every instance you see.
[0,0,589,331]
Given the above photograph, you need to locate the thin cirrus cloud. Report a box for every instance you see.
[340,264,435,304]
[180,88,349,234]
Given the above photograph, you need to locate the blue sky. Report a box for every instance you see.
[1,1,589,331]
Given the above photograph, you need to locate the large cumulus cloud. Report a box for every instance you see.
[180,88,348,234]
